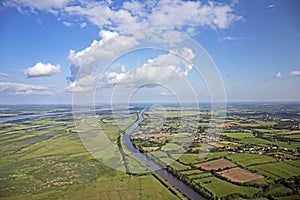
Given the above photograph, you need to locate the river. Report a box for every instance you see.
[0,112,71,123]
[122,108,206,200]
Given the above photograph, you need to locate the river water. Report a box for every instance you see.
[122,108,206,200]
[0,112,70,123]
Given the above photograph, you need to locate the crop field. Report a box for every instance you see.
[173,153,202,164]
[169,161,191,171]
[173,152,230,165]
[238,137,299,149]
[180,169,203,175]
[285,133,300,139]
[219,167,264,183]
[249,161,300,180]
[187,172,212,180]
[194,158,237,170]
[226,153,277,167]
[193,176,261,197]
[221,132,254,139]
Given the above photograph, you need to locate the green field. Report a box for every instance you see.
[226,153,277,167]
[174,153,202,165]
[174,152,231,165]
[249,161,300,180]
[169,161,191,171]
[238,137,299,149]
[180,169,203,175]
[194,176,261,198]
[188,172,212,180]
[204,152,230,160]
[221,132,254,139]
[285,134,300,139]
[0,113,182,200]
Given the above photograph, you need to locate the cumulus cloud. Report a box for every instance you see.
[102,47,195,87]
[25,62,61,78]
[4,0,242,31]
[275,72,283,78]
[289,70,300,77]
[67,30,138,80]
[65,74,98,93]
[0,82,53,95]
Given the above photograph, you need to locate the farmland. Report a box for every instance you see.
[131,103,300,199]
[218,167,264,183]
[193,176,261,197]
[194,158,237,170]
[1,103,300,199]
[0,105,181,200]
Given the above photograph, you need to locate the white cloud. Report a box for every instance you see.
[149,0,241,30]
[99,30,118,41]
[65,74,98,93]
[102,47,195,87]
[63,21,73,27]
[0,82,53,95]
[3,0,70,11]
[275,72,283,78]
[25,62,61,78]
[4,0,242,32]
[289,70,300,77]
[68,30,138,76]
[120,65,126,73]
[80,22,87,28]
[221,36,245,41]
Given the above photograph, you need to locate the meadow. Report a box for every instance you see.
[0,106,181,200]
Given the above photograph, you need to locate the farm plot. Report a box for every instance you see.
[219,167,264,183]
[173,153,202,165]
[249,161,300,180]
[221,132,254,139]
[226,153,277,167]
[194,176,261,198]
[194,158,237,170]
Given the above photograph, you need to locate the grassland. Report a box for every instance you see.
[226,153,277,167]
[0,107,183,200]
[193,176,261,197]
[221,132,254,139]
[249,161,300,180]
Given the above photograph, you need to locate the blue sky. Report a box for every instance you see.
[0,0,299,104]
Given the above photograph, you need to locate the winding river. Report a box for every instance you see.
[122,108,206,200]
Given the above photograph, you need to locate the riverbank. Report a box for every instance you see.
[120,108,206,200]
